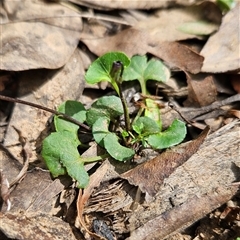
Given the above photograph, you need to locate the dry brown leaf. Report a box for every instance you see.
[184,73,218,107]
[78,0,202,9]
[82,28,204,73]
[135,5,219,42]
[230,75,240,93]
[1,1,82,70]
[0,212,78,240]
[149,41,204,74]
[201,3,240,73]
[121,127,210,197]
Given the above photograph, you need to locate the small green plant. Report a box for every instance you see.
[42,52,186,188]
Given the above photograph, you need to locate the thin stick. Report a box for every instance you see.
[0,94,90,131]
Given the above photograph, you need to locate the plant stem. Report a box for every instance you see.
[0,94,90,131]
[118,83,131,132]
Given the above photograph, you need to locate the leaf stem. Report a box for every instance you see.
[82,153,109,163]
[0,94,90,131]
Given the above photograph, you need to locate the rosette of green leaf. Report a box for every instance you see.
[92,116,135,161]
[85,52,130,95]
[86,96,123,126]
[146,119,187,149]
[54,100,86,134]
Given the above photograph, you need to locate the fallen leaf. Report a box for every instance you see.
[121,127,210,197]
[201,3,240,73]
[149,41,204,74]
[0,1,82,70]
[230,74,240,93]
[184,73,218,107]
[77,0,202,9]
[135,6,219,42]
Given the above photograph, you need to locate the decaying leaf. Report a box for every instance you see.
[78,0,203,9]
[201,3,240,73]
[122,127,210,197]
[135,5,219,42]
[0,1,82,70]
[185,73,218,107]
[149,41,204,74]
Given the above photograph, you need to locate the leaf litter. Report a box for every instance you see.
[0,1,240,240]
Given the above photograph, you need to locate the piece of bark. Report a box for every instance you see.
[128,186,239,240]
[0,212,78,240]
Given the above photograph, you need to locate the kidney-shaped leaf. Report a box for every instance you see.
[92,117,110,147]
[123,55,170,93]
[54,100,86,133]
[104,133,135,161]
[86,96,123,126]
[133,116,160,135]
[85,52,130,84]
[42,131,80,177]
[42,131,89,188]
[147,119,186,149]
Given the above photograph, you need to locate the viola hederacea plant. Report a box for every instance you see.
[42,51,187,188]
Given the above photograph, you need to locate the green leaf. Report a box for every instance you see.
[123,55,170,94]
[217,0,235,11]
[146,119,186,149]
[104,133,135,161]
[42,131,80,177]
[92,117,110,147]
[133,116,161,136]
[86,96,123,126]
[144,98,161,127]
[177,21,219,36]
[54,100,86,133]
[61,156,89,188]
[42,131,89,188]
[85,52,130,94]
